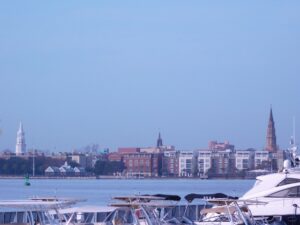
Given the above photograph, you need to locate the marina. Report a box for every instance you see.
[0,179,254,205]
[0,194,262,225]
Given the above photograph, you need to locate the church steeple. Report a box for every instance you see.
[156,132,163,148]
[16,122,26,155]
[265,107,277,152]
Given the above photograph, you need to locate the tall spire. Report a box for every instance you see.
[265,107,277,152]
[157,132,163,148]
[16,122,26,155]
[18,122,23,133]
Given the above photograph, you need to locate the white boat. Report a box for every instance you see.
[0,197,81,225]
[106,195,259,225]
[59,205,117,225]
[241,135,300,225]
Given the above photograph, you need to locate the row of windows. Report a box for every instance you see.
[236,153,250,157]
[128,160,151,167]
[199,153,211,157]
[255,153,269,157]
[124,154,152,158]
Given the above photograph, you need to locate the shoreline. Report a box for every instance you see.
[0,176,253,180]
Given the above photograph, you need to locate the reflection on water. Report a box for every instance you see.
[0,179,254,205]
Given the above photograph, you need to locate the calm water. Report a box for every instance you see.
[0,179,255,205]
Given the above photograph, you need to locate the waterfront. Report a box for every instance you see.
[0,179,255,205]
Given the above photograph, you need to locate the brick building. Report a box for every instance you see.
[122,152,162,177]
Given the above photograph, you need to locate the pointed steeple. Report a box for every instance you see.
[18,122,23,133]
[269,107,274,122]
[16,122,26,155]
[265,107,277,152]
[157,132,163,148]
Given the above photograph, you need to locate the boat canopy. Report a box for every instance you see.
[184,193,238,203]
[147,194,181,201]
[113,194,181,202]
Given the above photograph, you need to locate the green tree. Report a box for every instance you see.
[94,160,125,175]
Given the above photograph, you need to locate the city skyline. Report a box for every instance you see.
[1,108,296,152]
[1,1,300,151]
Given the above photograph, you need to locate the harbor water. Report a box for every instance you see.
[0,179,255,205]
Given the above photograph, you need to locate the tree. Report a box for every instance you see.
[68,160,80,168]
[94,160,125,175]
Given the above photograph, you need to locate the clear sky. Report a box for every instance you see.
[1,1,300,152]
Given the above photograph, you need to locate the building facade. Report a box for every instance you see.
[122,153,162,177]
[162,150,179,176]
[235,150,255,170]
[178,151,193,177]
[255,151,270,169]
[196,150,212,175]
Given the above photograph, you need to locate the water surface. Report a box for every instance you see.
[0,179,255,205]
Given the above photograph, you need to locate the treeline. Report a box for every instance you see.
[0,157,65,175]
[0,157,125,176]
[93,160,125,175]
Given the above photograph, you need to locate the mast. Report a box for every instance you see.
[33,151,35,177]
[294,117,296,147]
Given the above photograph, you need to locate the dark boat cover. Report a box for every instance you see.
[152,194,181,201]
[184,193,238,203]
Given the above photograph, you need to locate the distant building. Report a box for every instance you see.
[255,151,270,169]
[108,152,122,162]
[16,122,26,155]
[196,150,212,175]
[122,152,162,177]
[162,150,179,176]
[178,151,193,177]
[45,163,86,177]
[209,150,236,177]
[45,166,60,176]
[265,108,277,152]
[74,167,86,176]
[208,140,234,151]
[235,150,255,171]
[118,147,140,154]
[59,162,75,176]
[140,147,160,154]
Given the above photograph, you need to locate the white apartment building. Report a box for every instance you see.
[196,150,212,175]
[255,151,270,168]
[235,150,254,170]
[178,151,193,177]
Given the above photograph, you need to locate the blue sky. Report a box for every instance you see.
[1,1,300,152]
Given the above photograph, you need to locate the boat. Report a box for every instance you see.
[59,205,117,225]
[184,194,261,225]
[104,194,260,225]
[241,134,300,225]
[0,197,82,225]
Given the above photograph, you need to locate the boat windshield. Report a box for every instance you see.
[276,178,300,187]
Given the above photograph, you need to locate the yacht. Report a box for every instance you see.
[241,136,300,225]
